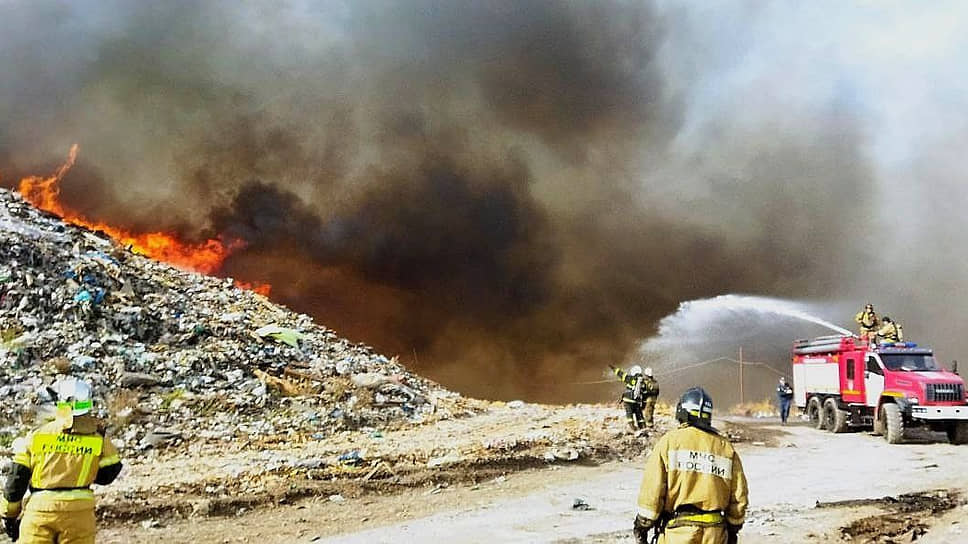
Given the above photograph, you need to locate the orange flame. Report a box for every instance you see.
[234,281,272,296]
[15,145,271,295]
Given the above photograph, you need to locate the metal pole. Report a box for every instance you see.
[739,346,744,405]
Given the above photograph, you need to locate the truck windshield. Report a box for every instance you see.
[880,354,940,371]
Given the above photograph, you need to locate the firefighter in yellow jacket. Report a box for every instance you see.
[876,316,903,344]
[1,378,123,543]
[854,303,879,342]
[633,387,748,544]
[641,368,660,427]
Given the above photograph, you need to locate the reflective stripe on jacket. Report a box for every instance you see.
[614,368,640,402]
[2,416,121,517]
[637,425,749,527]
[776,385,793,400]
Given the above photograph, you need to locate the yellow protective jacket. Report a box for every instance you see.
[854,310,878,330]
[637,425,748,529]
[877,322,903,342]
[2,415,122,517]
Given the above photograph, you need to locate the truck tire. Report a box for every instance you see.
[872,408,885,435]
[882,402,904,444]
[823,398,848,433]
[808,397,825,430]
[947,421,968,445]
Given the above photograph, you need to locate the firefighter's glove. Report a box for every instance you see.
[726,523,742,544]
[2,517,19,542]
[609,364,617,371]
[633,514,653,544]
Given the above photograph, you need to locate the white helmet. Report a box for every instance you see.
[643,367,653,377]
[629,365,643,376]
[51,377,93,416]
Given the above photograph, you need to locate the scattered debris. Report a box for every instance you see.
[253,324,305,348]
[0,189,669,533]
[427,451,462,468]
[0,188,449,451]
[833,490,964,542]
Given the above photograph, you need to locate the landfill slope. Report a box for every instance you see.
[0,187,451,451]
[1,187,665,530]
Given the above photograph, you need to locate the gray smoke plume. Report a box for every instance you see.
[2,1,965,401]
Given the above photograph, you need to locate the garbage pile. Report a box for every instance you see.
[0,188,454,451]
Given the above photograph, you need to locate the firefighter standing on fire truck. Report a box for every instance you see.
[854,303,879,342]
[876,316,903,343]
[1,378,123,543]
[633,387,748,544]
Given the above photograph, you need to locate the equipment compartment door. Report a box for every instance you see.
[865,355,885,407]
[842,355,865,404]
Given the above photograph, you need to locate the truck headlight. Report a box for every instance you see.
[908,397,919,404]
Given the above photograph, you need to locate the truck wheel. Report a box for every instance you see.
[872,407,885,436]
[883,402,904,444]
[823,398,848,433]
[808,397,825,430]
[947,421,968,445]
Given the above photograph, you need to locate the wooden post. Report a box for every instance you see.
[739,346,744,405]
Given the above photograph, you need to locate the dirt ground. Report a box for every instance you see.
[97,410,968,543]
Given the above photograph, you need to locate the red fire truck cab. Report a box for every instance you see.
[792,335,968,444]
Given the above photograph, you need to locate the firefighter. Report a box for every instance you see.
[1,378,123,543]
[876,316,903,343]
[641,368,660,427]
[854,303,879,343]
[776,377,794,425]
[610,364,646,431]
[633,387,748,544]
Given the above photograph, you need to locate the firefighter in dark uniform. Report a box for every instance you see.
[1,378,123,543]
[611,365,647,431]
[777,377,794,425]
[633,387,748,544]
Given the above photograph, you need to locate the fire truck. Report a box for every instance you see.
[792,335,968,444]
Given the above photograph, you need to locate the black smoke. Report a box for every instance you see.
[5,1,961,402]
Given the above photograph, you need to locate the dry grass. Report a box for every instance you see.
[106,389,141,427]
[0,325,23,344]
[45,356,72,375]
[325,377,355,401]
[160,389,185,411]
[354,387,375,409]
[252,369,315,396]
[728,398,778,417]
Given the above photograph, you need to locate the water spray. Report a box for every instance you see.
[631,294,852,406]
[640,294,850,353]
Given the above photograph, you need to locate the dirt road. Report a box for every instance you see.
[101,417,968,543]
